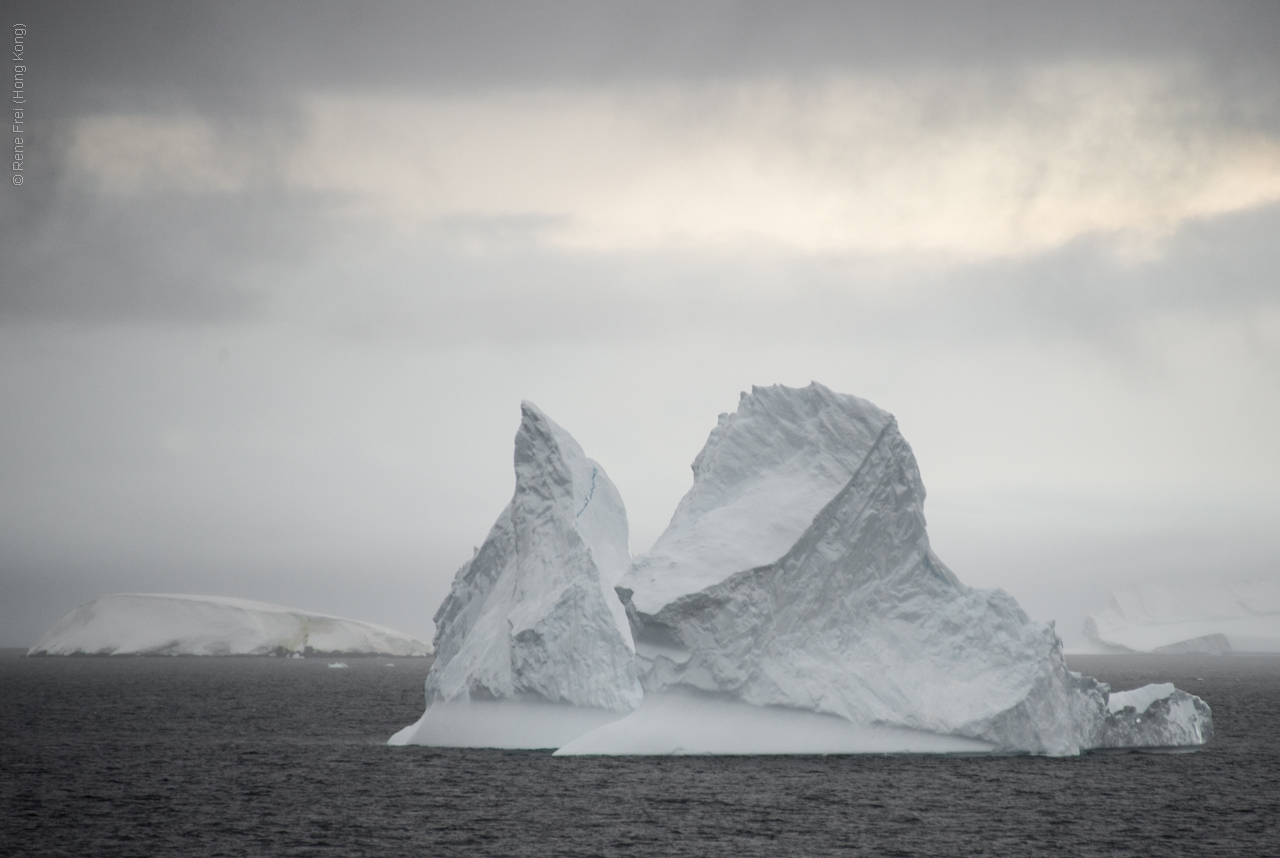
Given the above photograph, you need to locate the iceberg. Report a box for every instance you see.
[391,402,641,748]
[1084,580,1280,654]
[557,383,1212,756]
[28,593,432,657]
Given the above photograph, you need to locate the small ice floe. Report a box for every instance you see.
[385,663,396,667]
[328,662,349,669]
[289,652,305,659]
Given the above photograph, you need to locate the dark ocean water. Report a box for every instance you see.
[2,650,1277,857]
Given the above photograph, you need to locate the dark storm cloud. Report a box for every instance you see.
[5,0,1278,326]
[23,1,1280,108]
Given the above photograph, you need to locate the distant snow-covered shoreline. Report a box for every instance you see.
[29,593,433,658]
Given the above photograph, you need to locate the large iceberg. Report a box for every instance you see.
[557,383,1212,756]
[1084,580,1280,654]
[390,402,641,748]
[28,593,432,657]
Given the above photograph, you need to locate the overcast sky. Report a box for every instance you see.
[3,1,1278,648]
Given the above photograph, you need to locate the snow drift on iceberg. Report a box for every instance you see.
[391,402,641,748]
[1084,580,1280,654]
[563,382,1214,756]
[28,593,432,657]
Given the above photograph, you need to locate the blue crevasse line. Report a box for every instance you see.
[576,466,598,520]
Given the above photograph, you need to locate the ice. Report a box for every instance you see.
[1107,683,1175,715]
[28,593,432,657]
[389,384,1215,754]
[586,382,1215,756]
[328,662,349,669]
[1095,684,1213,749]
[555,688,996,755]
[623,383,893,616]
[389,698,629,749]
[1084,580,1280,653]
[391,402,641,748]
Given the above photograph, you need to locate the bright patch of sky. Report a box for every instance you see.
[69,67,1280,259]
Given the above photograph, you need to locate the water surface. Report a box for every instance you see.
[2,651,1276,856]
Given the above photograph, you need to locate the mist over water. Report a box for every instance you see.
[3,652,1276,857]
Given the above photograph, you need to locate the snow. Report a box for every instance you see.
[393,402,641,747]
[622,384,893,617]
[1084,581,1280,653]
[28,593,432,657]
[1093,685,1213,749]
[1107,683,1175,715]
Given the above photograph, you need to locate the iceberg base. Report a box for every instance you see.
[388,698,629,749]
[554,689,997,756]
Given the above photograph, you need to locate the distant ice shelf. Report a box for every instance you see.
[1084,580,1280,654]
[28,593,432,657]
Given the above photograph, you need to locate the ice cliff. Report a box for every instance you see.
[28,594,432,657]
[1084,580,1280,654]
[560,383,1211,755]
[391,402,641,748]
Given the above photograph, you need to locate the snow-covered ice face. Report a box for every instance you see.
[409,401,642,740]
[621,382,893,614]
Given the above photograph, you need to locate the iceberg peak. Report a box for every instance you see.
[624,382,894,616]
[393,402,640,748]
